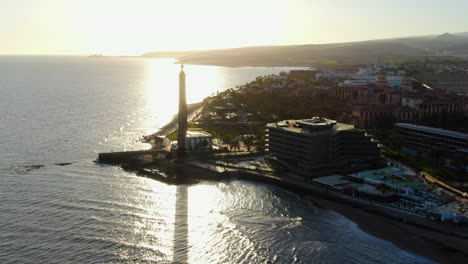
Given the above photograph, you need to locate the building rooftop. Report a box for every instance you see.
[352,167,423,189]
[429,201,468,218]
[353,105,417,112]
[297,117,336,128]
[267,118,355,135]
[187,130,212,138]
[356,184,394,197]
[402,91,463,101]
[396,123,468,139]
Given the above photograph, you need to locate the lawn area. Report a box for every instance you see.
[166,122,202,141]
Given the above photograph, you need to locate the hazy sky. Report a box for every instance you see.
[2,0,468,55]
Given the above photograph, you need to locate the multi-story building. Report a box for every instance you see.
[401,92,464,118]
[316,69,357,80]
[465,98,468,117]
[330,85,401,106]
[395,123,468,155]
[265,118,382,179]
[352,105,418,129]
[350,91,465,129]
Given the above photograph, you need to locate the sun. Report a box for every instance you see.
[63,0,285,55]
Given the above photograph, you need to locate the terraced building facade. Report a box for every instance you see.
[265,118,382,180]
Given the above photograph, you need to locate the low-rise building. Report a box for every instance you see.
[265,117,382,179]
[186,130,213,151]
[427,200,468,223]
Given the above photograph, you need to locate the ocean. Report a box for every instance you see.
[0,56,434,263]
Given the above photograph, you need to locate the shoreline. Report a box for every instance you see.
[174,61,315,68]
[88,55,315,68]
[308,195,468,264]
[98,69,467,263]
[117,161,468,264]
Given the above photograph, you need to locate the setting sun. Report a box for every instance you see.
[3,0,468,55]
[1,1,468,263]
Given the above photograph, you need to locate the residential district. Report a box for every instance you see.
[102,61,468,229]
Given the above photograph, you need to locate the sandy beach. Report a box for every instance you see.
[307,195,468,264]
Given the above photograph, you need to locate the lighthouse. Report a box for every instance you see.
[177,64,188,157]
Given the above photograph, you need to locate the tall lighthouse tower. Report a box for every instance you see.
[177,64,188,157]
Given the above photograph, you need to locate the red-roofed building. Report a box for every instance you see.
[330,85,401,106]
[352,105,418,129]
[401,92,464,118]
[292,87,322,97]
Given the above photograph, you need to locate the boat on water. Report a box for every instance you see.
[88,54,104,58]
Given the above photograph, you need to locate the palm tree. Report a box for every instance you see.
[243,136,254,152]
[232,139,241,151]
[253,134,265,153]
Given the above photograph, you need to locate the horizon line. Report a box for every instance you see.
[2,30,467,57]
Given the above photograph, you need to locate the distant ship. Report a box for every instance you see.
[88,54,104,58]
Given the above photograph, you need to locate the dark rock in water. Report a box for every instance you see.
[13,165,45,174]
[54,162,73,166]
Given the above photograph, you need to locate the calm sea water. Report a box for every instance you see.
[0,56,434,263]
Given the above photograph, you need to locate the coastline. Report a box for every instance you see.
[308,195,468,264]
[89,55,315,68]
[173,60,315,68]
[97,64,468,263]
[118,161,468,264]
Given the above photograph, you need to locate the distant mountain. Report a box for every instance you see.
[454,32,468,38]
[435,32,459,41]
[141,32,468,66]
[395,33,468,54]
[444,42,468,54]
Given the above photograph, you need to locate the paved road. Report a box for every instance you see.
[422,172,467,198]
[158,107,202,137]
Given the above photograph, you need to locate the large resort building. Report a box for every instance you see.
[265,118,382,180]
[395,123,468,156]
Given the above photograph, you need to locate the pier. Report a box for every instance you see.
[99,103,202,164]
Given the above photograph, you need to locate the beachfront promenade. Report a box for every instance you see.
[151,103,202,138]
[185,159,468,239]
[422,172,467,198]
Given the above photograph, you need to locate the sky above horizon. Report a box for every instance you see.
[2,0,468,55]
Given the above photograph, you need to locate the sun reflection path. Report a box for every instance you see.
[138,61,310,262]
[173,185,189,264]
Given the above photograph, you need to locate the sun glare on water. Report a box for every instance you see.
[143,59,226,134]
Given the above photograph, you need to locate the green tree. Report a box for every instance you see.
[243,136,254,152]
[232,139,241,151]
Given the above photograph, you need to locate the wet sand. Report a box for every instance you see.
[307,195,468,264]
